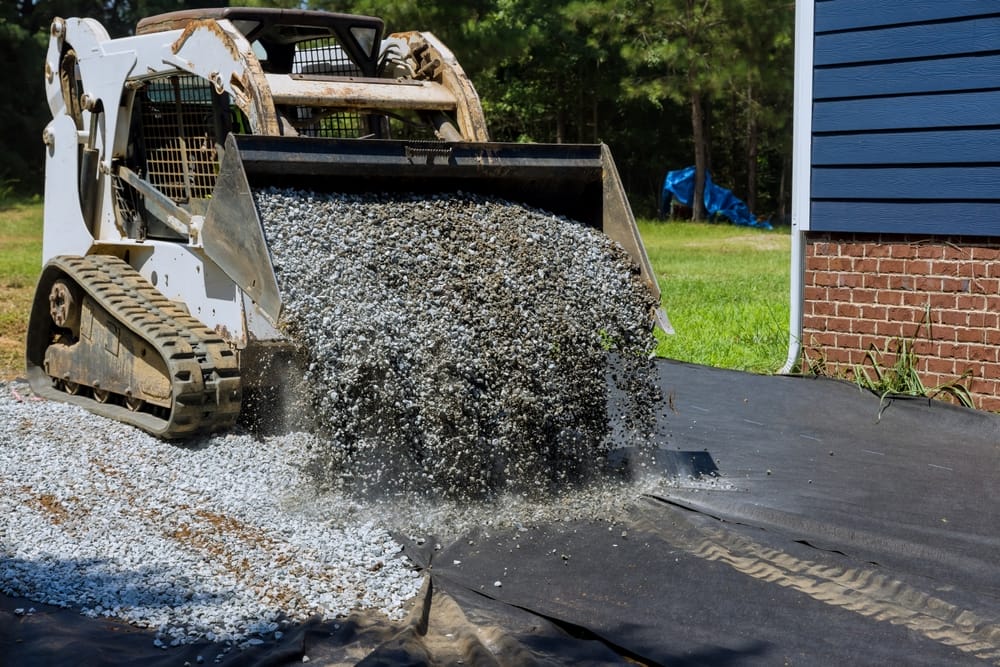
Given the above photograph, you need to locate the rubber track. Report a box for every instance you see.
[33,255,241,438]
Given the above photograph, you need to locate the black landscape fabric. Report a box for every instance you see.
[3,359,998,665]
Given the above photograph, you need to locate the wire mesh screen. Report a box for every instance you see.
[292,37,362,77]
[139,76,219,203]
[290,37,367,137]
[292,107,367,138]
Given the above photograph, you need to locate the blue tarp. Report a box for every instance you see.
[660,166,772,229]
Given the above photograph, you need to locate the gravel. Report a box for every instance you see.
[0,385,423,647]
[0,189,668,649]
[254,189,661,500]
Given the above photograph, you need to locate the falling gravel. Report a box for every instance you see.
[254,189,660,499]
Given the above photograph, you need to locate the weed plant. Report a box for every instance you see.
[851,307,974,417]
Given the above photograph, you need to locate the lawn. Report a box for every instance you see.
[0,201,792,379]
[639,219,791,374]
[0,197,43,380]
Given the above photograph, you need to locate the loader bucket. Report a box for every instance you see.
[201,134,670,331]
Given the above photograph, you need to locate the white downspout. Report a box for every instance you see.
[781,0,815,374]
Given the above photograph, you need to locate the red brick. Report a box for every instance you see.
[839,241,864,257]
[968,377,998,395]
[879,258,906,274]
[808,256,831,272]
[837,333,862,349]
[864,274,889,290]
[859,335,881,350]
[966,344,998,363]
[905,259,932,275]
[956,294,987,310]
[971,245,1000,261]
[852,289,877,304]
[980,396,1000,411]
[931,260,959,276]
[911,339,934,357]
[891,244,918,259]
[861,304,887,320]
[812,241,834,256]
[876,320,907,338]
[942,245,971,261]
[876,291,902,306]
[927,293,957,309]
[804,331,836,347]
[956,327,984,343]
[826,316,852,332]
[804,286,826,301]
[854,258,878,273]
[967,311,989,328]
[975,278,1000,294]
[916,245,944,259]
[886,275,910,290]
[815,271,840,287]
[839,272,863,288]
[829,256,853,271]
[825,348,854,364]
[837,303,862,318]
[957,262,989,279]
[802,314,826,331]
[939,310,968,326]
[828,287,852,303]
[936,341,968,358]
[813,301,836,316]
[901,291,931,306]
[940,277,971,293]
[888,306,922,323]
[925,357,957,375]
[866,244,892,258]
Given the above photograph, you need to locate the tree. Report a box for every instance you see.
[566,0,736,220]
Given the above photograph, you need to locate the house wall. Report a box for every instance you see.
[798,2,1000,409]
[803,233,1000,411]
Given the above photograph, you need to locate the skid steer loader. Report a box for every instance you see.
[27,7,668,438]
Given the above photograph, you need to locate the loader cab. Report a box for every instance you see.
[137,8,389,140]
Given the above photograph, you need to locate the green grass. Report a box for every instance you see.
[639,219,791,374]
[0,197,43,379]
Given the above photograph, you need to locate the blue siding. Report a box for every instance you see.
[813,55,1000,100]
[813,131,1000,166]
[814,92,1000,133]
[811,202,1000,236]
[814,17,1000,66]
[815,1,998,33]
[809,2,1000,236]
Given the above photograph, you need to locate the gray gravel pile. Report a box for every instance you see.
[0,386,423,647]
[255,189,660,499]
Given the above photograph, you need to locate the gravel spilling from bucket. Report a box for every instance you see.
[0,190,666,649]
[0,386,423,647]
[255,189,660,499]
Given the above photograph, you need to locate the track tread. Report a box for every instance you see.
[30,255,242,438]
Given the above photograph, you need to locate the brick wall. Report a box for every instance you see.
[802,233,1000,411]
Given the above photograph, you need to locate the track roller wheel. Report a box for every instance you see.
[93,388,111,404]
[49,279,81,336]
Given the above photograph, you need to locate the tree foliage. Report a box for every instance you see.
[0,0,793,219]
